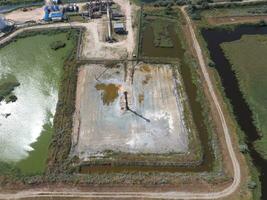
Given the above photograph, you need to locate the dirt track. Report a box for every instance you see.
[207,15,267,25]
[5,7,43,23]
[2,0,136,60]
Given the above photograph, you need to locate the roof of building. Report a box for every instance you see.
[114,23,124,29]
[49,11,64,18]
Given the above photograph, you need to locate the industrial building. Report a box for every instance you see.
[43,5,64,21]
[113,22,125,34]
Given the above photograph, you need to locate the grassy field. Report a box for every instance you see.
[0,74,19,103]
[221,35,267,160]
[67,15,86,23]
[144,17,174,48]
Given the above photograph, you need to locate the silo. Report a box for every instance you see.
[0,16,9,33]
[43,11,50,21]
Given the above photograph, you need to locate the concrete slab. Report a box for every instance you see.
[72,63,188,159]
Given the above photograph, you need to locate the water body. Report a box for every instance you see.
[142,24,181,58]
[202,26,267,200]
[0,32,75,174]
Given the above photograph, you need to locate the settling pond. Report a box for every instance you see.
[202,25,267,200]
[0,32,76,174]
[81,19,214,173]
[0,2,43,14]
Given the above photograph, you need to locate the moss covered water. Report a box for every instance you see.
[0,31,76,174]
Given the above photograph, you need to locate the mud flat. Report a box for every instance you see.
[202,25,267,199]
[72,63,189,161]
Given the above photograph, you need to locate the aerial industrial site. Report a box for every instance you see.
[1,0,267,199]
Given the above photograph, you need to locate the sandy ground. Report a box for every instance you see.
[80,0,137,59]
[80,21,129,59]
[5,7,43,24]
[71,63,188,159]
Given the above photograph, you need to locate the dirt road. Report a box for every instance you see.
[113,0,135,56]
[4,7,43,23]
[179,5,241,198]
[2,0,136,60]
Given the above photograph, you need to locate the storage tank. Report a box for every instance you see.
[0,16,13,33]
[55,5,60,11]
[43,11,50,21]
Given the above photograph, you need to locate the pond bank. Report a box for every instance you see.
[202,25,267,200]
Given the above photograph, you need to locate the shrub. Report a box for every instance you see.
[50,41,66,51]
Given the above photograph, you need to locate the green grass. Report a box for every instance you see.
[221,35,267,160]
[0,30,78,175]
[46,30,80,174]
[67,15,86,23]
[201,5,267,19]
[148,19,174,48]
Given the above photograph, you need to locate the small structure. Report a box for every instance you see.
[113,22,125,34]
[43,11,50,21]
[52,0,59,4]
[0,16,13,33]
[65,4,79,12]
[49,11,64,21]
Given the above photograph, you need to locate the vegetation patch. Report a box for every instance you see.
[46,30,81,174]
[196,17,262,198]
[0,74,19,103]
[221,35,267,160]
[140,6,182,59]
[150,19,174,48]
[0,0,43,6]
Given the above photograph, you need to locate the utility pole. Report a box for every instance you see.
[106,0,112,41]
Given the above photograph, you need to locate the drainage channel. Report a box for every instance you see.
[202,25,267,200]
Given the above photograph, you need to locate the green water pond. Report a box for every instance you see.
[0,31,76,175]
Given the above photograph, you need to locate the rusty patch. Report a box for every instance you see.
[95,83,120,105]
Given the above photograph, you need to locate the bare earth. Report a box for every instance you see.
[79,0,137,59]
[5,7,43,23]
[71,63,188,159]
[207,15,267,25]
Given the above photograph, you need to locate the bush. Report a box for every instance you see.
[175,0,187,6]
[50,41,66,51]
